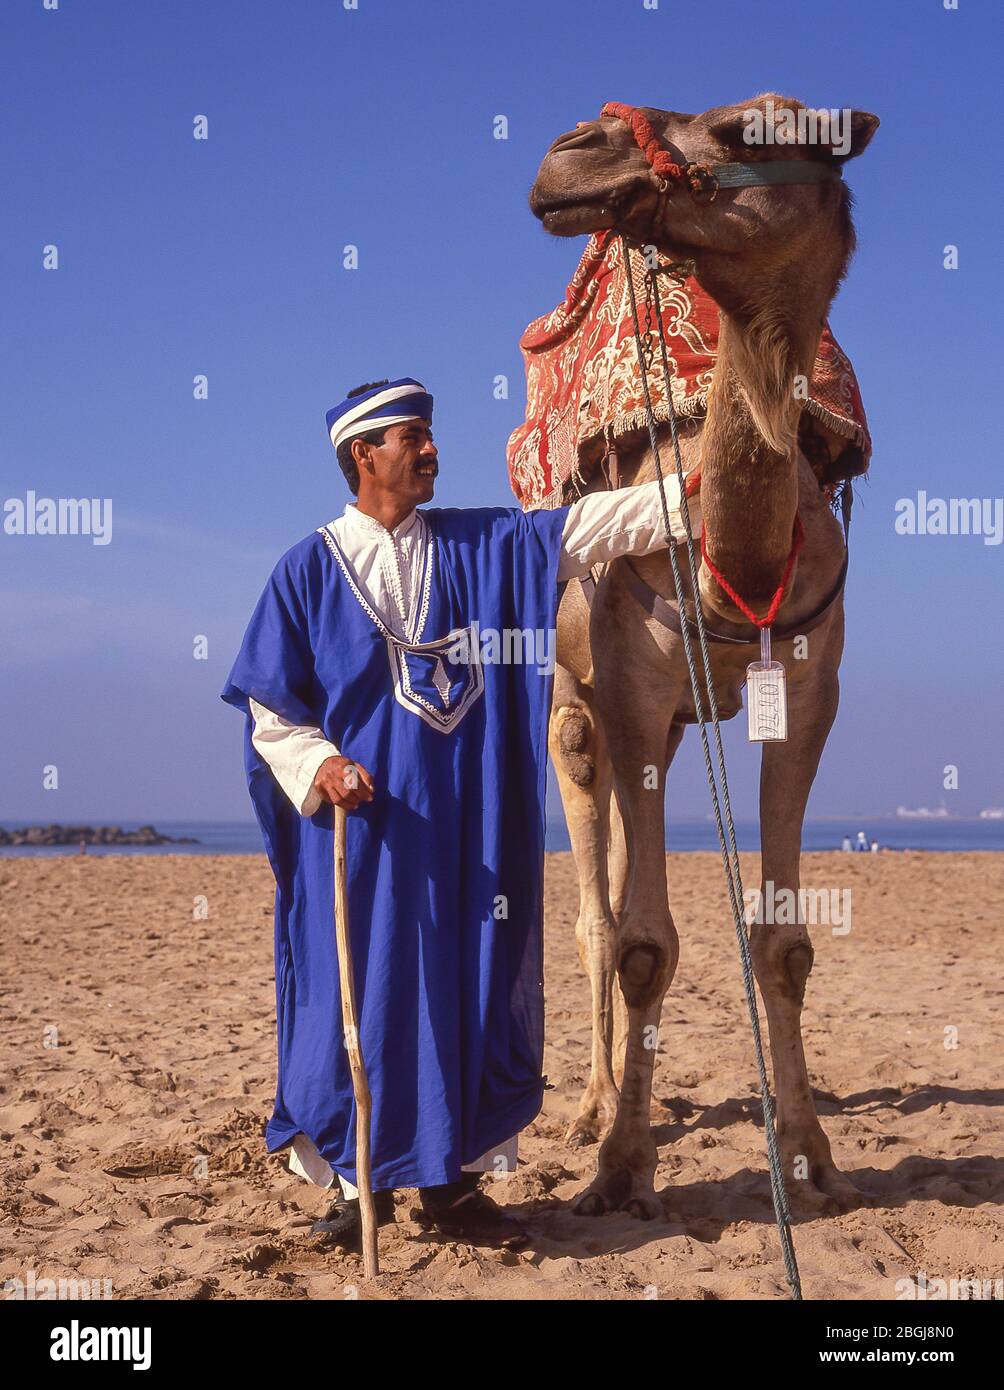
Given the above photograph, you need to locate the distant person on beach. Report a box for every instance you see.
[856,831,868,851]
[841,835,852,852]
[870,839,879,853]
[222,378,684,1251]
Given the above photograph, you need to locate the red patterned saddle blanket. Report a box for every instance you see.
[506,231,871,509]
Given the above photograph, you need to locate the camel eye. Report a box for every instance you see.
[705,113,748,148]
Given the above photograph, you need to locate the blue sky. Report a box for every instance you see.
[2,0,1001,823]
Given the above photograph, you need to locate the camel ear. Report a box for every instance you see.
[831,110,879,163]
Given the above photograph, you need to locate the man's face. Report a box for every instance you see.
[356,419,438,506]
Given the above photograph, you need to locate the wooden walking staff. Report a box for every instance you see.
[332,803,379,1278]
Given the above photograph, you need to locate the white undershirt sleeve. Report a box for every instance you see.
[557,475,701,581]
[249,698,340,818]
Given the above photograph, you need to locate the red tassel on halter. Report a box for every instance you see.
[700,515,805,629]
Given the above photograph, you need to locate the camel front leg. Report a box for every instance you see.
[607,786,629,1088]
[574,652,684,1220]
[754,624,861,1213]
[609,722,684,1087]
[549,675,621,1147]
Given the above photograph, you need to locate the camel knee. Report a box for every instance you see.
[617,932,677,1010]
[752,930,814,1005]
[553,704,596,788]
[785,943,814,1001]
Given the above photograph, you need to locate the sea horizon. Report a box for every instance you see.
[2,817,1003,856]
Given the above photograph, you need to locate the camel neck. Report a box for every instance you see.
[698,297,821,613]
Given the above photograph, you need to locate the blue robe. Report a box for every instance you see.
[221,504,568,1191]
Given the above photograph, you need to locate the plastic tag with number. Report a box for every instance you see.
[746,628,787,742]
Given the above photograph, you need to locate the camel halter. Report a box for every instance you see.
[619,235,806,1300]
[600,101,843,202]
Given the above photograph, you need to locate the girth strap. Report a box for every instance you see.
[578,481,853,644]
[618,548,848,645]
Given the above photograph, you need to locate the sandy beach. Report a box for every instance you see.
[1,849,1001,1302]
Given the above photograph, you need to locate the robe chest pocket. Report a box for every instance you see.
[386,624,484,734]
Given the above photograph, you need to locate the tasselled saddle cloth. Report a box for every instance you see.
[506,231,871,510]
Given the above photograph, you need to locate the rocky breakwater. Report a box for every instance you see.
[0,824,199,846]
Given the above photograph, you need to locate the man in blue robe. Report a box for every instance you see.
[222,377,682,1248]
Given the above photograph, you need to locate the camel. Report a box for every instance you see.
[527,96,878,1218]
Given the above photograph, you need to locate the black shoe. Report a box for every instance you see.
[311,1189,396,1248]
[419,1173,528,1250]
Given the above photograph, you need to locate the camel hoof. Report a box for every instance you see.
[816,1165,866,1210]
[788,1165,864,1216]
[572,1190,608,1217]
[572,1167,661,1220]
[788,1182,839,1218]
[564,1097,617,1148]
[623,1194,662,1221]
[565,1124,598,1149]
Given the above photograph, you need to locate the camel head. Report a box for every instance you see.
[529,95,878,313]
